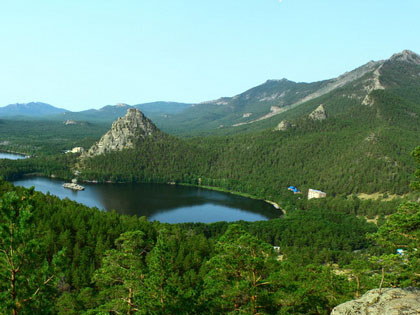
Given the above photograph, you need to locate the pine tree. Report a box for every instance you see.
[0,189,63,315]
[93,230,152,314]
[201,224,278,314]
[369,146,420,287]
[140,229,183,314]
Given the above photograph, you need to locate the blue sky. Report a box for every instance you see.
[0,0,419,111]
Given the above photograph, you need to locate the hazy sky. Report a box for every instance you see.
[0,0,419,111]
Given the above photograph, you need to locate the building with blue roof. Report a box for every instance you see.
[287,186,301,194]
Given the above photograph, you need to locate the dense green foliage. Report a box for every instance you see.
[1,59,419,219]
[79,89,419,217]
[0,154,75,181]
[2,85,414,220]
[0,55,419,314]
[0,178,397,314]
[0,119,108,155]
[0,189,63,314]
[2,147,417,313]
[366,146,420,288]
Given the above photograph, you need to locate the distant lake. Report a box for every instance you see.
[12,177,281,224]
[0,152,27,160]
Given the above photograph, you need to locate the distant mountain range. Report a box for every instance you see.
[152,49,420,135]
[2,50,419,198]
[55,102,193,123]
[0,101,192,122]
[0,102,68,117]
[1,50,419,136]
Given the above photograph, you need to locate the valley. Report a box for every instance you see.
[0,49,419,314]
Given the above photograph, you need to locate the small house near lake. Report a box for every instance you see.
[65,147,85,154]
[71,147,85,153]
[308,189,327,200]
[287,186,301,194]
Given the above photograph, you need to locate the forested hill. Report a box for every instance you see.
[150,50,420,136]
[3,50,418,138]
[2,51,417,215]
[0,50,419,314]
[1,150,419,314]
[80,81,419,212]
[0,179,380,314]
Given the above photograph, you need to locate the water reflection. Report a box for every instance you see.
[12,177,281,223]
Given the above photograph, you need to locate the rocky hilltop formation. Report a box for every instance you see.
[81,108,158,158]
[331,287,420,315]
[274,120,293,131]
[309,104,327,121]
[389,49,420,64]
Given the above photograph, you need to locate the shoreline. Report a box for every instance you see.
[264,200,284,212]
[14,173,286,215]
[178,182,285,214]
[78,178,286,214]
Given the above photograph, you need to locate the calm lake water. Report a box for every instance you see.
[0,152,27,160]
[12,177,281,223]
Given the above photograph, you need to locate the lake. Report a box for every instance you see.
[12,177,281,223]
[0,152,27,160]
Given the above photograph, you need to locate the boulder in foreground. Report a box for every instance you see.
[331,287,420,315]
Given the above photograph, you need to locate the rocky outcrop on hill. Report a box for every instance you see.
[81,108,158,158]
[331,287,420,315]
[309,104,327,121]
[389,50,420,65]
[64,120,78,125]
[274,120,293,131]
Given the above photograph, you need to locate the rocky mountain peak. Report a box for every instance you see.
[389,49,420,64]
[265,78,290,83]
[81,108,159,158]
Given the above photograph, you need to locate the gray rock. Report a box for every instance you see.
[389,50,420,65]
[64,120,78,125]
[309,104,327,121]
[274,120,292,131]
[82,108,158,158]
[62,183,85,191]
[331,287,420,315]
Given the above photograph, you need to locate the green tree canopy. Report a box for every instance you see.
[0,189,63,315]
[201,224,279,314]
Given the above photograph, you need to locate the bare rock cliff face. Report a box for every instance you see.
[82,108,158,158]
[331,287,420,315]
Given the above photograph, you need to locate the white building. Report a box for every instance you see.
[71,147,85,154]
[308,189,327,200]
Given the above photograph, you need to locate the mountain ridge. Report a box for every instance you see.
[0,102,68,117]
[149,49,419,135]
[2,50,418,137]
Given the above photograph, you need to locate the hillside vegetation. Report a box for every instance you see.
[0,50,419,314]
[74,52,420,216]
[0,147,419,314]
[79,88,419,215]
